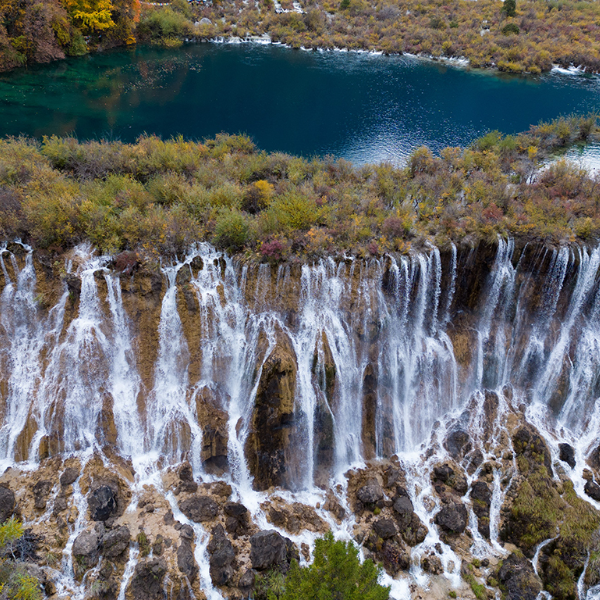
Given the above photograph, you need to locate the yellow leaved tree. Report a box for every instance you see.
[61,0,115,34]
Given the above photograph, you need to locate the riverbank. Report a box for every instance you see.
[1,115,599,260]
[185,0,600,75]
[3,0,600,75]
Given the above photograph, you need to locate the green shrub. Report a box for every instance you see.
[501,22,520,35]
[280,532,390,600]
[136,8,195,45]
[0,518,42,600]
[214,209,251,250]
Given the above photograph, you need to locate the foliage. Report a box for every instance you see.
[136,7,195,46]
[187,0,600,74]
[61,0,115,34]
[0,0,139,71]
[0,518,42,600]
[255,570,286,600]
[280,532,390,600]
[0,116,600,258]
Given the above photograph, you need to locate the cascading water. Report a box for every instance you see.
[4,238,600,598]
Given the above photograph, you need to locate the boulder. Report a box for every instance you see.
[585,480,600,502]
[101,525,130,559]
[357,483,384,505]
[250,530,297,572]
[207,524,235,585]
[444,429,472,459]
[178,495,219,523]
[559,443,576,469]
[224,502,248,518]
[88,485,117,522]
[373,518,397,540]
[60,467,79,487]
[0,486,15,523]
[380,540,410,574]
[239,568,256,592]
[128,558,167,600]
[72,530,100,569]
[435,503,468,534]
[33,480,52,510]
[497,553,542,600]
[392,493,427,546]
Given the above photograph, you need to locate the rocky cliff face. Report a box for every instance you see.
[2,239,600,599]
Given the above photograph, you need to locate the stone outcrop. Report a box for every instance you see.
[250,530,297,572]
[178,495,219,523]
[0,485,15,522]
[245,330,298,490]
[207,524,235,585]
[128,558,168,600]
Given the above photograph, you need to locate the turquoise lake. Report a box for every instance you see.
[1,43,600,164]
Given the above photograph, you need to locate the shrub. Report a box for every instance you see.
[136,7,194,45]
[0,518,42,600]
[280,532,390,600]
[501,23,520,35]
[214,209,251,250]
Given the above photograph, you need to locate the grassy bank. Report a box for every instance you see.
[0,115,599,260]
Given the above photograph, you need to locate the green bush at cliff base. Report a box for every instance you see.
[280,531,390,600]
[0,517,42,600]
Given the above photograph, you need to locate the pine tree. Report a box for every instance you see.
[280,532,390,600]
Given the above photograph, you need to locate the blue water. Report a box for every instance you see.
[1,43,599,164]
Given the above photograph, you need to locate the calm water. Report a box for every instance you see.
[1,43,600,164]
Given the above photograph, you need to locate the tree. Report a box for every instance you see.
[280,532,390,600]
[503,0,516,18]
[61,0,115,35]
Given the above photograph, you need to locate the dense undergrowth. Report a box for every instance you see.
[0,115,599,260]
[3,0,600,73]
[188,0,600,73]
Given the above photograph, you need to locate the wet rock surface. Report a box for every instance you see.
[2,244,600,600]
[178,495,219,522]
[250,530,297,572]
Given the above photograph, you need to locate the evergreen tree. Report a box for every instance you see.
[503,0,516,18]
[280,532,390,600]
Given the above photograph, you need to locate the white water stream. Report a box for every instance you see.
[3,239,600,597]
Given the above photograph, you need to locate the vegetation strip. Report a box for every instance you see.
[0,115,599,260]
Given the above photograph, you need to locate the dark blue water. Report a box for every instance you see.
[1,43,599,163]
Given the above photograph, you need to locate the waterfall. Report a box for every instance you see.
[5,238,600,597]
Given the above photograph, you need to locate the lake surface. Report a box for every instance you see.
[1,43,600,164]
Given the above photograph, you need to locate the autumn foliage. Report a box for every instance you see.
[0,0,139,70]
[0,116,599,259]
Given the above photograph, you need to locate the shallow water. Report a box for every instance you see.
[2,43,600,163]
